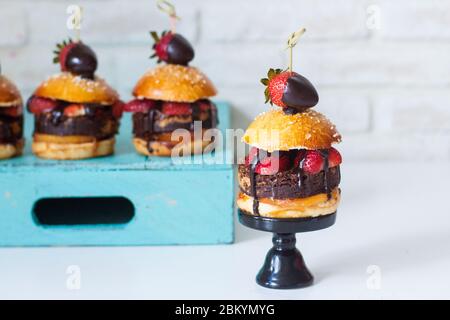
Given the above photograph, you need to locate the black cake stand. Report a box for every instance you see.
[238,210,336,289]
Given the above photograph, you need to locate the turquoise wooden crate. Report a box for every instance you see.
[0,102,234,246]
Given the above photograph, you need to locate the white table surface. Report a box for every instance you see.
[1,162,449,300]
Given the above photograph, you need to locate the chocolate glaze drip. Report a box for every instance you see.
[281,73,319,112]
[146,108,157,153]
[249,149,260,216]
[318,149,331,200]
[130,100,218,153]
[50,105,66,126]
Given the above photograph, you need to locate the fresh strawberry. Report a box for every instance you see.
[261,69,293,107]
[54,39,77,72]
[151,31,173,62]
[302,150,324,174]
[53,39,97,78]
[150,31,194,65]
[112,100,124,119]
[64,104,85,117]
[0,105,23,117]
[161,102,191,116]
[27,96,58,115]
[198,100,211,112]
[123,99,155,113]
[255,153,291,175]
[328,147,342,167]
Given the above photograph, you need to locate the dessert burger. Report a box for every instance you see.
[0,71,24,159]
[27,39,123,160]
[237,67,343,219]
[124,30,218,157]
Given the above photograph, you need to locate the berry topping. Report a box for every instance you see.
[198,100,211,112]
[150,31,194,65]
[63,104,85,117]
[261,69,319,112]
[161,102,191,116]
[328,147,342,167]
[302,150,324,174]
[123,99,156,113]
[261,69,291,107]
[27,96,58,115]
[0,105,23,117]
[112,100,125,119]
[54,39,98,79]
[255,153,291,175]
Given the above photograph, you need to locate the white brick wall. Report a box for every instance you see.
[0,0,449,161]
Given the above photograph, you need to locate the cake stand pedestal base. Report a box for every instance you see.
[238,210,336,289]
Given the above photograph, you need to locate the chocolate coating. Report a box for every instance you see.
[0,115,23,144]
[167,34,195,65]
[282,73,319,112]
[238,164,340,200]
[65,43,98,79]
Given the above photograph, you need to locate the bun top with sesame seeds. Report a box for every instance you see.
[242,108,341,152]
[34,72,119,105]
[0,75,22,108]
[132,64,216,103]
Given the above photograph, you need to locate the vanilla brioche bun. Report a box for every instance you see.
[237,188,340,218]
[242,109,341,152]
[34,73,119,104]
[0,139,24,160]
[0,75,22,107]
[32,137,114,160]
[133,64,217,103]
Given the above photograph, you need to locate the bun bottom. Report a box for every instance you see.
[237,188,340,218]
[0,139,24,160]
[133,137,213,157]
[32,136,115,160]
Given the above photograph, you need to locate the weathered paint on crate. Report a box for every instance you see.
[0,102,234,246]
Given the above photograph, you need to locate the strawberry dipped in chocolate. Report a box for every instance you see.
[123,3,217,157]
[237,28,343,219]
[27,39,123,160]
[150,31,194,65]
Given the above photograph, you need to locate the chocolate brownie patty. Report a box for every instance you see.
[238,164,340,199]
[34,106,118,139]
[0,115,23,144]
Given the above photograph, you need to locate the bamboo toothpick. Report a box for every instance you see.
[286,27,306,72]
[157,0,180,33]
[66,4,83,42]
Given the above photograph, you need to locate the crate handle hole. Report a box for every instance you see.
[33,197,135,226]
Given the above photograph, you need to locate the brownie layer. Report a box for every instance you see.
[238,164,340,199]
[132,101,218,139]
[0,115,23,144]
[34,105,118,139]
